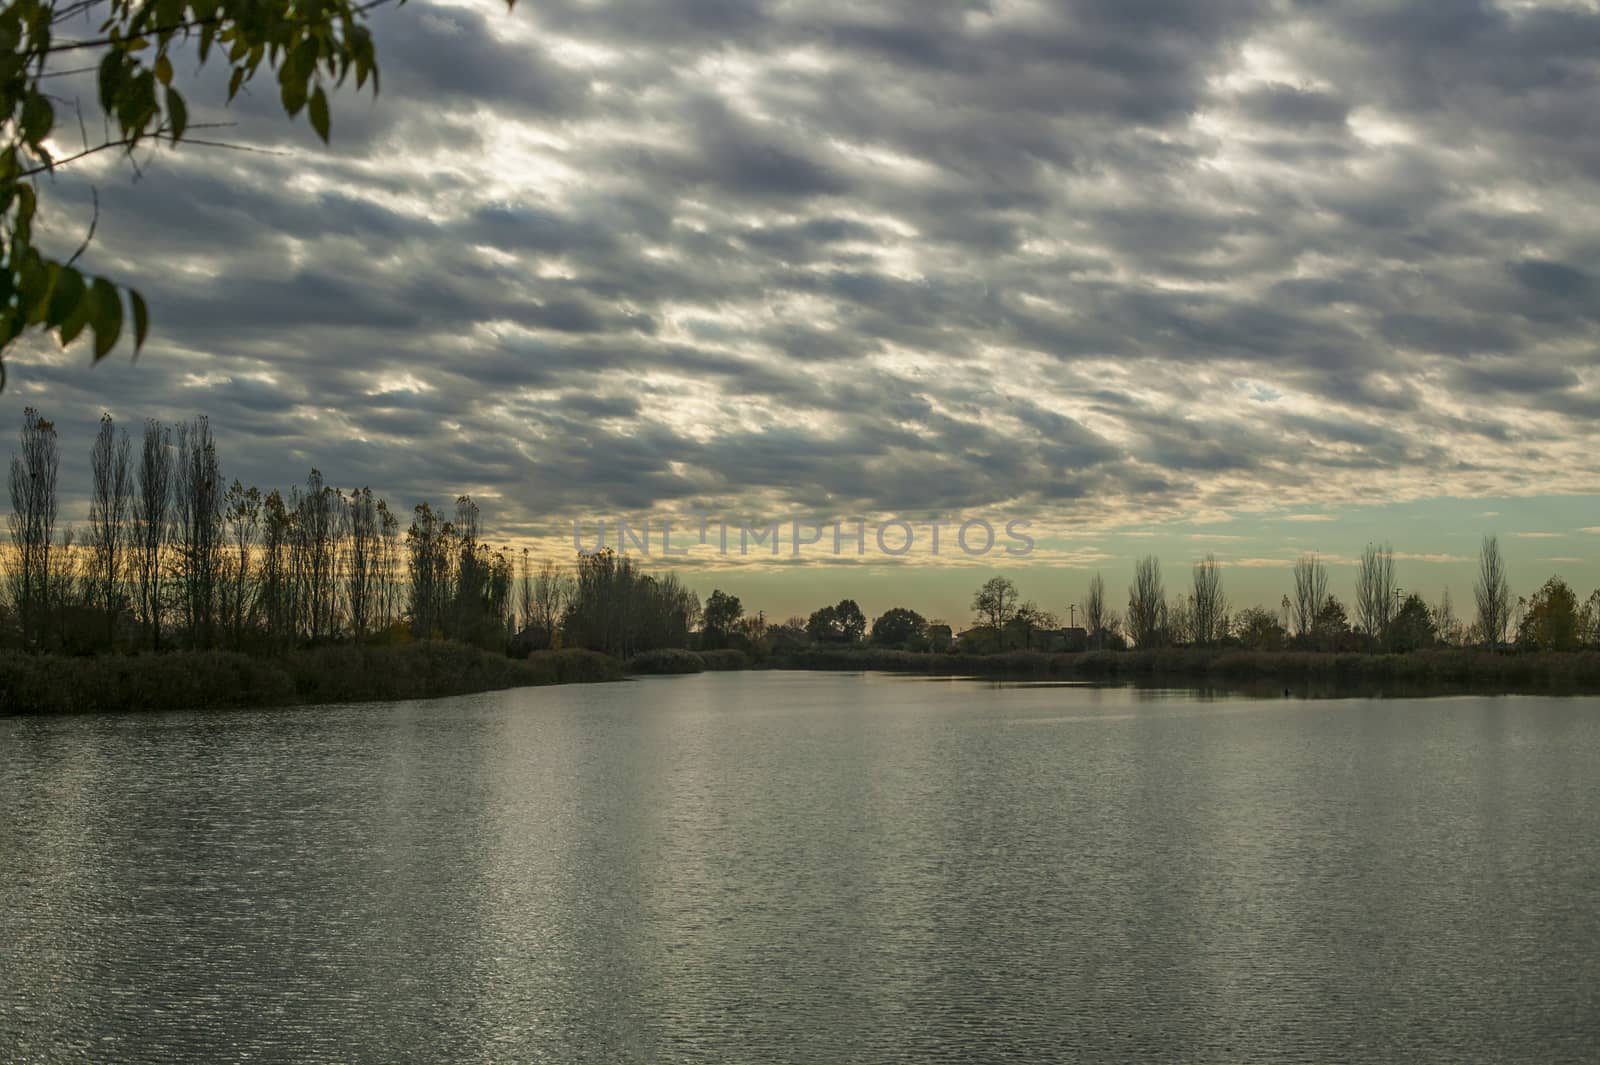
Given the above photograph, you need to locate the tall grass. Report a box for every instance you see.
[0,642,622,714]
[770,646,1600,694]
[9,642,1595,714]
[625,648,708,674]
[698,648,751,671]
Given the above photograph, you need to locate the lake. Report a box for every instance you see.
[3,672,1597,1063]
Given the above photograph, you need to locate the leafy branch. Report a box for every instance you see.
[0,0,491,383]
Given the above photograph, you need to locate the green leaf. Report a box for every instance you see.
[280,69,307,116]
[166,86,187,142]
[14,185,35,246]
[98,51,122,115]
[155,54,173,86]
[308,84,330,143]
[21,93,53,145]
[23,259,54,325]
[17,254,48,319]
[228,67,245,101]
[129,289,149,353]
[294,37,319,77]
[59,293,92,347]
[47,265,85,327]
[88,278,123,360]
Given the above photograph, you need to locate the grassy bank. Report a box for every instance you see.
[0,643,621,714]
[771,646,1600,695]
[624,648,751,674]
[10,642,1596,714]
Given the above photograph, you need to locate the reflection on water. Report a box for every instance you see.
[3,673,1598,1063]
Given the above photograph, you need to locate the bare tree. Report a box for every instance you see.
[516,548,536,633]
[1081,573,1110,649]
[532,559,570,638]
[326,487,349,635]
[376,499,400,631]
[85,413,134,647]
[1167,594,1194,646]
[1010,601,1058,650]
[1127,555,1167,648]
[1291,554,1328,637]
[406,502,454,639]
[258,489,294,648]
[452,496,484,640]
[174,417,224,648]
[1191,554,1228,646]
[972,575,1020,633]
[8,408,59,649]
[1473,535,1511,646]
[343,487,381,639]
[222,481,262,649]
[52,523,86,623]
[1432,588,1465,647]
[1355,542,1397,645]
[291,471,342,641]
[132,419,173,650]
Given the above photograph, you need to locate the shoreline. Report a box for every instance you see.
[767,646,1600,694]
[713,646,1600,698]
[0,644,621,715]
[6,644,1598,715]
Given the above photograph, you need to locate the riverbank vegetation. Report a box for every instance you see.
[0,409,643,711]
[1,645,620,715]
[5,408,1599,711]
[769,646,1600,695]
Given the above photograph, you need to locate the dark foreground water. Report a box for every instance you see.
[2,673,1598,1064]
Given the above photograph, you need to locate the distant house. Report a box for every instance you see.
[927,624,953,652]
[1024,627,1062,652]
[1029,627,1087,652]
[954,626,998,653]
[955,624,1088,654]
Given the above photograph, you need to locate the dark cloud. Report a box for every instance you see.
[1235,84,1350,128]
[7,0,1599,533]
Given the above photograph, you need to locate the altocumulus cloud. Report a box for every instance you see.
[8,0,1600,539]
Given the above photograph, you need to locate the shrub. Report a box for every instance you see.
[0,650,296,714]
[625,648,706,675]
[525,648,622,685]
[697,648,750,671]
[765,645,1600,694]
[0,641,624,714]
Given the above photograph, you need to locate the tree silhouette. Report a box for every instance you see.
[1474,535,1512,646]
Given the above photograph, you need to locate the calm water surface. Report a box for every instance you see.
[2,672,1598,1063]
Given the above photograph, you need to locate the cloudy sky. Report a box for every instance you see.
[10,0,1600,623]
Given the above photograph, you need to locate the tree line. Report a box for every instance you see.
[3,408,712,660]
[933,539,1596,655]
[6,409,519,654]
[677,540,1599,660]
[9,409,1597,663]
